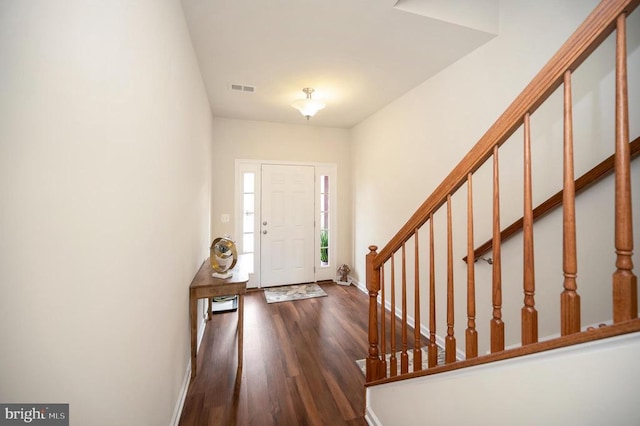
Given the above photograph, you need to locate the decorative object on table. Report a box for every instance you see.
[264,283,328,304]
[335,264,351,286]
[210,236,237,279]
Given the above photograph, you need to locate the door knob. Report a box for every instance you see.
[263,230,268,234]
[263,221,268,226]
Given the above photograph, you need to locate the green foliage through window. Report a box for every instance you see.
[320,229,329,263]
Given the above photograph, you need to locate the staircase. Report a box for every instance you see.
[364,0,639,423]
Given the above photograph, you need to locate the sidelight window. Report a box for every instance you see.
[242,172,255,273]
[320,175,329,267]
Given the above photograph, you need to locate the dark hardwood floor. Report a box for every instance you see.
[179,283,372,426]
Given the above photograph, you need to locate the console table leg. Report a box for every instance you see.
[190,292,197,379]
[238,294,244,370]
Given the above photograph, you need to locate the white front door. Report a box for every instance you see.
[260,164,315,287]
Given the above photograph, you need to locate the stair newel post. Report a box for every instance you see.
[522,114,539,345]
[414,229,423,371]
[561,73,581,335]
[466,173,478,359]
[491,146,505,352]
[445,195,457,363]
[613,12,637,323]
[366,245,383,381]
[428,214,439,368]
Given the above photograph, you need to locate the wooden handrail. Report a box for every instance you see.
[373,0,640,269]
[463,135,640,263]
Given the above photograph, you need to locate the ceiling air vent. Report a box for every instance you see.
[230,83,255,93]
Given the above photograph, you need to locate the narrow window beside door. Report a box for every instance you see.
[242,172,255,274]
[320,175,330,267]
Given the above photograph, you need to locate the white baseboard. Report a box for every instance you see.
[351,278,465,361]
[364,396,382,426]
[352,278,368,294]
[170,316,207,426]
[170,365,191,426]
[390,300,465,361]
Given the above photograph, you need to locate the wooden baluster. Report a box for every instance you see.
[561,72,581,335]
[491,146,505,352]
[380,264,387,378]
[390,254,397,377]
[401,243,409,373]
[613,13,638,323]
[366,246,382,381]
[428,214,438,367]
[446,195,456,363]
[522,114,539,345]
[466,173,478,359]
[414,229,423,371]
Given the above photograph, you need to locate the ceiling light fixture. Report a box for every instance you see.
[291,87,326,120]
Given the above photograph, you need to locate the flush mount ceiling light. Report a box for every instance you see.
[291,88,326,120]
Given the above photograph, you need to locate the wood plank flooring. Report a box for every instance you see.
[179,283,372,426]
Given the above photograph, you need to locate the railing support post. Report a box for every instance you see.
[561,71,581,335]
[445,195,457,363]
[428,215,438,368]
[520,121,538,345]
[491,147,506,352]
[366,245,383,381]
[613,12,637,323]
[466,174,478,359]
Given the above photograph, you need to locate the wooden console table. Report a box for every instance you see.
[189,257,248,379]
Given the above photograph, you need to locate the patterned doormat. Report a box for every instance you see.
[264,283,328,304]
[355,345,446,376]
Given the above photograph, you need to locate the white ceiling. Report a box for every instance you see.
[181,0,498,129]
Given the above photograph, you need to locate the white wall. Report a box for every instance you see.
[0,1,212,424]
[210,117,353,274]
[351,0,640,355]
[367,332,640,426]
